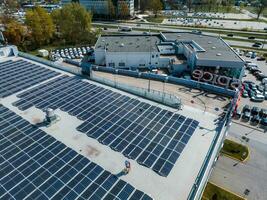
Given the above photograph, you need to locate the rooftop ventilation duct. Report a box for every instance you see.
[212,46,216,49]
[120,43,124,47]
[216,53,222,56]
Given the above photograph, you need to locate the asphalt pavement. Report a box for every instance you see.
[210,123,267,200]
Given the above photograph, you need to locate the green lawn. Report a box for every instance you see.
[246,6,267,18]
[221,139,249,161]
[202,182,245,200]
[144,16,165,23]
[194,5,240,13]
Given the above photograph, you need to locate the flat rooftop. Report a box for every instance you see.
[95,35,161,53]
[161,32,244,63]
[95,32,244,65]
[0,56,229,200]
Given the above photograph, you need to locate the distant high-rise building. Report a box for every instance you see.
[61,0,135,17]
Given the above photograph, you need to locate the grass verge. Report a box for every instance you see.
[144,16,165,23]
[221,139,249,162]
[202,182,246,200]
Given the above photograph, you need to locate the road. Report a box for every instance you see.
[210,123,267,200]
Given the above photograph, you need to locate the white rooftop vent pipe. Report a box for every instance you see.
[44,108,60,126]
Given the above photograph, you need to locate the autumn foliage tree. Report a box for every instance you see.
[149,0,163,17]
[25,6,55,47]
[119,1,130,19]
[3,19,26,46]
[51,3,92,44]
[108,0,116,19]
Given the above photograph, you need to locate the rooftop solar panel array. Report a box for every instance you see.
[0,60,60,98]
[0,105,152,200]
[13,76,199,177]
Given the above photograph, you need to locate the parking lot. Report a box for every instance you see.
[162,11,253,20]
[50,46,93,61]
[163,18,267,30]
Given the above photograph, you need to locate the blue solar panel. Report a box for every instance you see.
[12,75,199,177]
[0,105,152,200]
[0,60,60,98]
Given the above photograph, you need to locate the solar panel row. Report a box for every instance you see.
[0,60,60,98]
[0,105,152,200]
[13,76,199,177]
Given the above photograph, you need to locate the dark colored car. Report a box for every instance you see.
[242,111,251,121]
[242,105,251,113]
[257,74,267,81]
[243,83,250,91]
[248,90,256,98]
[235,109,242,119]
[248,36,255,39]
[257,57,266,61]
[260,117,267,127]
[251,114,260,124]
[260,109,267,118]
[227,34,234,37]
[252,44,260,48]
[252,69,262,75]
[251,106,260,116]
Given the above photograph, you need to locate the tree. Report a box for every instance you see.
[25,6,55,47]
[108,0,116,19]
[140,0,150,13]
[51,3,92,44]
[186,0,193,12]
[44,0,60,3]
[119,1,130,19]
[1,0,19,24]
[149,0,163,17]
[255,0,267,20]
[3,19,26,46]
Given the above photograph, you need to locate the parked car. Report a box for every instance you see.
[249,83,257,90]
[251,95,265,102]
[251,52,257,58]
[262,78,267,84]
[260,117,267,126]
[227,34,234,37]
[248,36,255,39]
[245,52,253,57]
[235,109,242,119]
[257,74,267,81]
[257,85,264,92]
[251,114,261,124]
[257,57,266,61]
[242,90,249,98]
[242,105,251,113]
[251,66,260,72]
[259,109,267,118]
[242,111,251,121]
[251,106,260,116]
